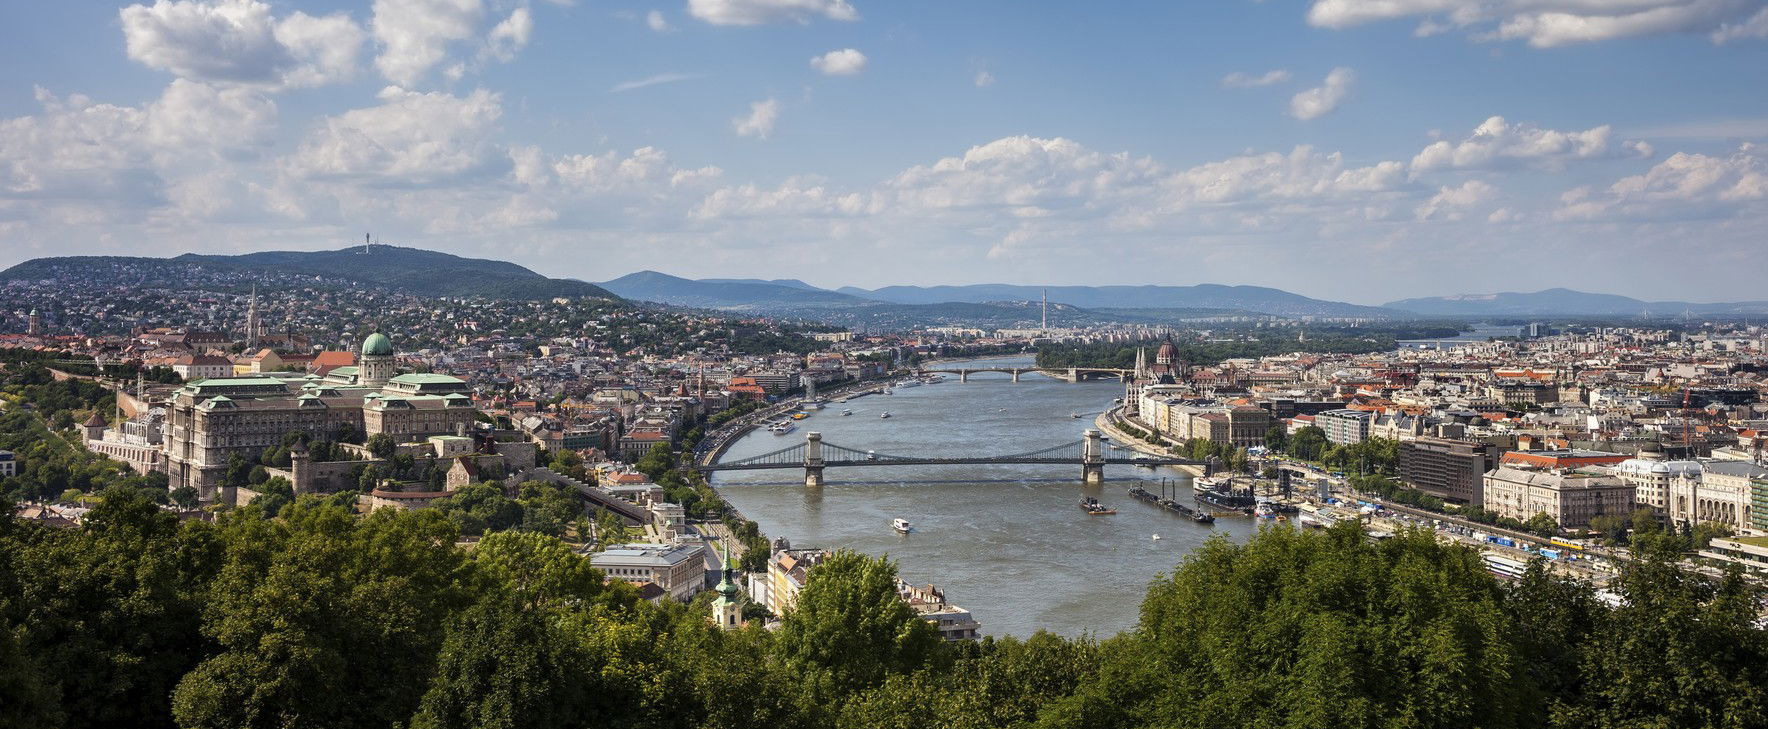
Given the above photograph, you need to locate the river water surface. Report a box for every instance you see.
[713,356,1260,639]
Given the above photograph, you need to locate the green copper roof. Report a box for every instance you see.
[389,373,465,384]
[361,332,394,356]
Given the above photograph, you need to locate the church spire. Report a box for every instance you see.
[244,283,260,349]
[710,540,742,629]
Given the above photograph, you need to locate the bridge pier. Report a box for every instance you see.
[1081,429,1105,485]
[1011,369,1021,383]
[804,431,825,487]
[959,370,968,383]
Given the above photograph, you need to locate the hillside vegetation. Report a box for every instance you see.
[0,488,1760,729]
[1,246,617,301]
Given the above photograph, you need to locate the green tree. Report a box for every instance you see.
[1264,425,1287,452]
[774,550,941,721]
[170,485,200,510]
[1046,524,1527,729]
[171,502,468,729]
[1287,425,1328,461]
[1555,540,1768,728]
[0,487,223,728]
[1524,511,1560,537]
[517,480,580,538]
[434,482,523,537]
[250,477,294,518]
[366,432,397,458]
[412,531,637,729]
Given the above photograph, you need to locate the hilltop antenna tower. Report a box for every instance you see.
[1041,288,1049,331]
[364,233,371,254]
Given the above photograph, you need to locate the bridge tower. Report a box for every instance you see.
[1081,429,1105,485]
[803,431,825,487]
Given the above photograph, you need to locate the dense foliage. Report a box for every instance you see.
[1035,325,1458,369]
[1,492,1762,729]
[0,371,169,504]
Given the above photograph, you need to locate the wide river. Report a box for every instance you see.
[712,356,1259,639]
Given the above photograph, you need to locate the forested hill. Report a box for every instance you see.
[0,489,1760,729]
[0,246,618,301]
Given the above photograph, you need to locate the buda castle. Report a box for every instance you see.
[164,333,485,500]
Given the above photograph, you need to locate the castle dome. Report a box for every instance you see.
[361,332,394,357]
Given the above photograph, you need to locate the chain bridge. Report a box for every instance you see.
[699,430,1208,486]
[915,366,1136,383]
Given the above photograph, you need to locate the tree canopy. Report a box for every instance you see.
[0,490,1761,729]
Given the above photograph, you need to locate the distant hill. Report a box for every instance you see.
[599,271,870,310]
[1,246,617,301]
[699,277,827,291]
[1385,288,1768,317]
[597,271,1391,325]
[836,283,1396,319]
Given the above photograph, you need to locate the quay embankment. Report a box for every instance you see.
[1092,406,1207,478]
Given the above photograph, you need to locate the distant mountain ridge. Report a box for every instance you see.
[836,283,1396,318]
[1384,288,1768,317]
[601,272,1393,319]
[1,246,617,301]
[601,271,868,310]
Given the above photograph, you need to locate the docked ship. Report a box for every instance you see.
[768,421,796,435]
[1128,486,1214,524]
[1193,476,1257,512]
[1079,497,1116,515]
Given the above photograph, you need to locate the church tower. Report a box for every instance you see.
[26,309,40,336]
[709,542,743,630]
[359,332,395,387]
[244,284,260,349]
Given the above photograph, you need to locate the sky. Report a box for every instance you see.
[0,0,1765,305]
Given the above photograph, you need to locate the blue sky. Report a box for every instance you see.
[1,0,1766,304]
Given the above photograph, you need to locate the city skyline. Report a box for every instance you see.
[2,1,1767,303]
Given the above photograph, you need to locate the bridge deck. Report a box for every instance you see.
[703,457,1195,471]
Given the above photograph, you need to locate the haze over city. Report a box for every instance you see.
[3,0,1767,302]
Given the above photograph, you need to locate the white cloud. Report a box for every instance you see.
[1557,143,1768,220]
[974,70,996,87]
[1222,69,1291,88]
[608,73,705,93]
[1164,145,1406,205]
[810,48,867,75]
[484,7,533,63]
[119,0,365,88]
[732,99,780,139]
[1288,67,1354,121]
[1714,6,1768,42]
[882,136,1163,214]
[646,10,674,32]
[371,0,485,86]
[1411,116,1653,173]
[1306,0,1768,47]
[688,0,859,25]
[285,86,506,183]
[1415,179,1497,220]
[0,80,276,227]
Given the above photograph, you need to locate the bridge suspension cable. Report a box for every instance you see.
[714,442,807,468]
